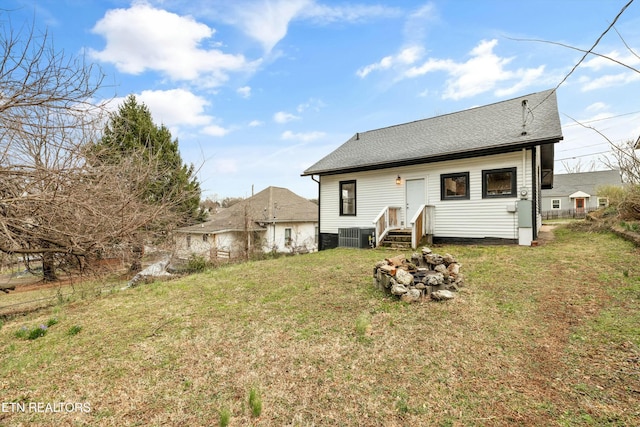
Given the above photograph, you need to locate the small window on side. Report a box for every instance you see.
[340,180,356,216]
[552,199,561,209]
[285,228,292,246]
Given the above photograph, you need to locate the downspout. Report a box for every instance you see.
[269,186,275,249]
[531,147,538,238]
[522,148,526,189]
[311,175,321,250]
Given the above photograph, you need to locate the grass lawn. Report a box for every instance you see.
[0,224,639,426]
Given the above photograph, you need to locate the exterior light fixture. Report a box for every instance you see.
[396,175,401,185]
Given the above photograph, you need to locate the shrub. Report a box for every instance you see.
[186,254,209,273]
[619,184,640,220]
[596,184,626,207]
[28,325,48,340]
[15,324,48,340]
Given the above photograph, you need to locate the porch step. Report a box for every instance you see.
[381,229,412,249]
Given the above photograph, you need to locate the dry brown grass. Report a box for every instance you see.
[0,224,639,426]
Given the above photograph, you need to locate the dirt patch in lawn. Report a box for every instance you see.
[536,224,557,244]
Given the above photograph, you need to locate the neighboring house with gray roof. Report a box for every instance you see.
[175,186,318,260]
[541,169,623,219]
[302,89,563,248]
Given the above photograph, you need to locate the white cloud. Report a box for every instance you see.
[105,89,235,140]
[494,66,546,98]
[249,120,264,127]
[136,89,212,127]
[400,39,545,100]
[578,71,640,91]
[281,130,325,141]
[222,0,398,53]
[202,124,231,137]
[105,88,214,129]
[586,102,609,113]
[273,111,300,123]
[300,3,401,24]
[232,0,311,52]
[440,39,515,100]
[357,46,424,78]
[402,3,438,45]
[237,86,252,98]
[296,98,326,113]
[89,3,258,86]
[582,50,640,71]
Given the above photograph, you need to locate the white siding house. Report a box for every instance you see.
[541,169,623,219]
[302,89,563,248]
[175,186,318,260]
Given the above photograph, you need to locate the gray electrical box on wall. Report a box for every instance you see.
[517,200,532,228]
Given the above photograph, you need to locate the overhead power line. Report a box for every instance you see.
[555,150,613,162]
[530,0,635,111]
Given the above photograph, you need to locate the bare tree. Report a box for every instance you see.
[0,15,197,282]
[560,158,598,174]
[602,138,640,184]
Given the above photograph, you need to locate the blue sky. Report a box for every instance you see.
[5,0,640,200]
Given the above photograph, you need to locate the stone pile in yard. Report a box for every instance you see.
[373,247,464,303]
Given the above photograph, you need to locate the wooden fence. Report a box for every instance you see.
[541,207,598,220]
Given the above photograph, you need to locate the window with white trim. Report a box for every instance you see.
[552,199,561,209]
[285,228,292,246]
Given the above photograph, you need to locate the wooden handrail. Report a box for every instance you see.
[409,205,434,248]
[372,206,402,247]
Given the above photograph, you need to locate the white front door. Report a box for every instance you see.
[406,178,425,226]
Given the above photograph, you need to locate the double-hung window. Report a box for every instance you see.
[284,228,292,247]
[340,180,356,216]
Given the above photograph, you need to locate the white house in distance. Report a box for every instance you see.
[541,169,623,219]
[302,89,563,248]
[175,186,318,260]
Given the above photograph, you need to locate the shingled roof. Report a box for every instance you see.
[177,186,318,234]
[302,89,562,176]
[543,169,623,197]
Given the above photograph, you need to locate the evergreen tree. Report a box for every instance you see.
[95,95,203,226]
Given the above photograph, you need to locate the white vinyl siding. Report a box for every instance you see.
[320,150,532,241]
[261,222,318,253]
